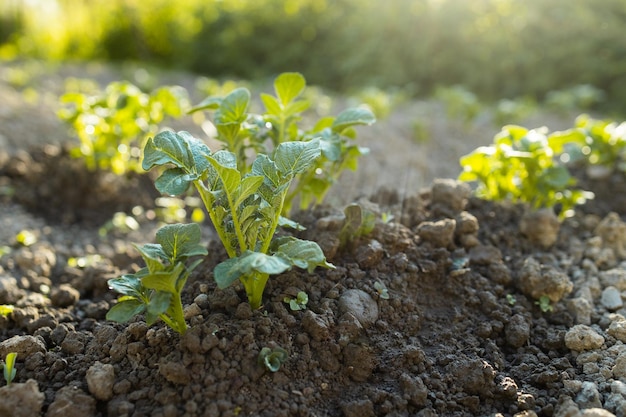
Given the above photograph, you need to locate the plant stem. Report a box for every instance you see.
[242,271,270,310]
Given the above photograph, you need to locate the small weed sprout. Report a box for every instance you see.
[374,281,390,300]
[258,346,288,372]
[284,291,308,311]
[15,230,37,246]
[339,203,376,247]
[2,352,17,386]
[535,295,553,313]
[506,294,517,306]
[0,305,14,317]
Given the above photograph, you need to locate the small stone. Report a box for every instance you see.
[0,335,46,359]
[86,361,115,400]
[47,386,96,417]
[301,310,332,342]
[159,361,190,385]
[0,379,44,417]
[567,297,593,325]
[417,219,456,248]
[602,286,624,311]
[338,289,378,328]
[518,257,573,303]
[430,179,471,215]
[576,381,602,409]
[600,269,626,291]
[564,325,605,351]
[520,208,560,248]
[469,245,503,265]
[355,239,384,268]
[50,284,80,307]
[505,314,531,348]
[608,320,626,343]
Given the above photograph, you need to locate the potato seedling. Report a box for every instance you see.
[142,130,334,310]
[459,125,592,218]
[258,347,288,372]
[284,291,308,311]
[374,281,389,300]
[2,352,17,386]
[536,295,553,313]
[106,223,208,334]
[338,203,376,247]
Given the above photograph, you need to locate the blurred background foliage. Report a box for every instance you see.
[1,0,626,113]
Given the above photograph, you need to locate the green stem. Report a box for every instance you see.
[194,182,237,258]
[242,271,270,310]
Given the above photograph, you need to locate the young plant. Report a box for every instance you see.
[258,346,288,372]
[2,352,17,386]
[59,81,188,175]
[0,305,14,317]
[106,223,208,334]
[284,291,308,311]
[574,114,626,172]
[189,72,376,214]
[535,295,553,313]
[338,203,376,247]
[459,125,593,218]
[142,130,334,309]
[374,281,390,300]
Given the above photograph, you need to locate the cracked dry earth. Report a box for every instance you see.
[3,67,626,417]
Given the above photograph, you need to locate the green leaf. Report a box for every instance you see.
[261,93,281,116]
[106,299,146,323]
[146,291,171,325]
[273,236,334,272]
[142,130,194,171]
[332,107,376,133]
[155,167,193,196]
[274,140,321,176]
[156,223,207,261]
[142,265,184,294]
[251,154,282,188]
[108,274,145,298]
[207,155,242,195]
[274,72,306,106]
[188,95,222,114]
[215,88,250,125]
[235,175,264,208]
[278,216,306,231]
[4,352,16,384]
[284,99,311,117]
[213,251,291,289]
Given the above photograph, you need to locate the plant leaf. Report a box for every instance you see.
[234,175,264,208]
[108,274,145,297]
[155,167,193,196]
[146,291,171,325]
[142,264,184,294]
[213,251,291,289]
[261,93,281,116]
[156,223,207,261]
[215,88,250,125]
[272,236,334,272]
[188,95,222,114]
[106,299,146,323]
[274,72,306,106]
[274,140,321,176]
[332,107,376,133]
[251,154,282,188]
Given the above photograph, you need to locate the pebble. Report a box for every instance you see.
[416,218,456,248]
[564,325,605,351]
[0,379,44,417]
[0,334,46,358]
[338,289,378,328]
[576,381,603,409]
[86,361,115,400]
[46,385,96,417]
[602,286,624,311]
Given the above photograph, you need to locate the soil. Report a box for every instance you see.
[1,62,626,417]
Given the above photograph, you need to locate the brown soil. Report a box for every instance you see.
[1,62,625,417]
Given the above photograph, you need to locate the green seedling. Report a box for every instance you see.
[0,246,10,258]
[59,81,187,175]
[339,203,377,246]
[535,295,553,313]
[106,223,208,334]
[2,352,17,386]
[459,125,593,218]
[506,294,517,306]
[284,291,308,311]
[258,346,288,372]
[374,281,389,300]
[574,114,626,171]
[189,72,375,214]
[0,305,14,317]
[142,130,334,310]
